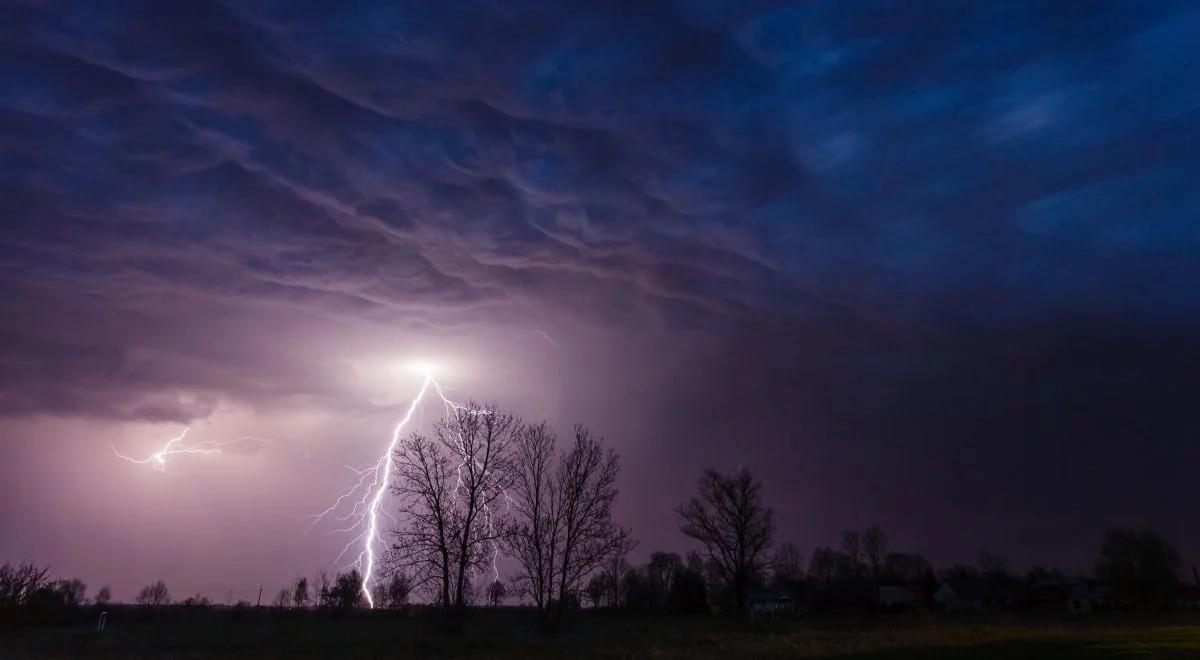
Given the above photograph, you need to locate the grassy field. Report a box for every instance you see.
[5,609,1200,658]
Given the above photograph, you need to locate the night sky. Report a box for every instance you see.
[2,2,1199,601]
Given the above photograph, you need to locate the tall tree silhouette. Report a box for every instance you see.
[863,524,887,599]
[552,426,633,621]
[1096,528,1181,607]
[379,573,411,609]
[328,570,363,609]
[677,468,774,613]
[291,576,309,609]
[505,422,559,617]
[486,580,507,607]
[773,542,805,584]
[809,547,836,584]
[390,432,457,608]
[0,562,49,608]
[505,422,632,625]
[390,401,518,616]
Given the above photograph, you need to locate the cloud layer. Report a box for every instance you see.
[2,1,1199,582]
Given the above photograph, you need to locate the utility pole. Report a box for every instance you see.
[257,585,263,607]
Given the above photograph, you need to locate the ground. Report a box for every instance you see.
[5,609,1200,658]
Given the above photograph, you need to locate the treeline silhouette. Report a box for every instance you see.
[4,442,1197,631]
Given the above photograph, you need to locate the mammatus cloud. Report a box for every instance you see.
[0,2,1195,432]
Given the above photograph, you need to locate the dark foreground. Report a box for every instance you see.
[5,608,1200,659]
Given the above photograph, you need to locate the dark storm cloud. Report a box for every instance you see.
[2,1,1199,567]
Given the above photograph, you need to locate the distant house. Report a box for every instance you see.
[934,580,1015,613]
[1067,583,1109,613]
[749,589,795,618]
[877,585,918,610]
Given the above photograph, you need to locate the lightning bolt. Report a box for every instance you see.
[110,427,264,472]
[307,372,435,608]
[109,369,506,608]
[357,374,432,607]
[432,380,510,584]
[310,368,510,608]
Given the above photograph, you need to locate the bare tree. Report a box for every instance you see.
[504,422,560,616]
[585,574,606,607]
[54,578,87,607]
[292,576,309,609]
[272,588,291,608]
[978,549,1010,577]
[0,562,50,607]
[809,547,836,583]
[863,524,887,598]
[677,468,774,613]
[841,529,862,574]
[95,585,112,607]
[773,542,805,583]
[389,401,518,615]
[487,580,507,606]
[552,426,633,621]
[326,570,364,609]
[444,404,518,612]
[182,594,211,607]
[601,555,629,607]
[390,433,458,609]
[314,569,332,608]
[648,552,682,606]
[505,422,633,624]
[379,573,411,609]
[136,580,170,607]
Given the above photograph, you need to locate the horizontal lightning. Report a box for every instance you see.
[110,427,264,472]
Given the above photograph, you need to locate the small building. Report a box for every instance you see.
[749,589,795,618]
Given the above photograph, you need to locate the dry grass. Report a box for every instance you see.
[5,608,1200,658]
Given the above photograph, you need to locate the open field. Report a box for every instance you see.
[5,610,1200,659]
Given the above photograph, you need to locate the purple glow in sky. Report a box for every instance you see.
[3,1,1199,601]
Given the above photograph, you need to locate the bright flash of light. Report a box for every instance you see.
[307,366,435,608]
[357,373,432,608]
[432,379,510,584]
[405,359,440,377]
[110,427,262,472]
[309,360,510,608]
